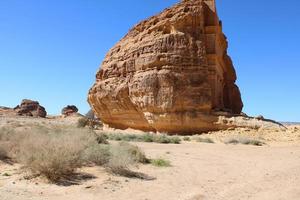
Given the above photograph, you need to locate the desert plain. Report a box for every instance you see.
[0,116,299,200]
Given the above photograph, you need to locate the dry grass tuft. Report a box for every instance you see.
[106,132,181,144]
[0,146,8,160]
[16,128,96,182]
[195,137,214,144]
[0,125,152,181]
[150,158,171,167]
[224,136,265,146]
[84,144,111,166]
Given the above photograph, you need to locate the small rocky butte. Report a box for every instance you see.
[0,99,47,118]
[88,0,245,134]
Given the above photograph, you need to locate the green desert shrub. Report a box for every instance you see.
[183,136,191,141]
[141,133,154,142]
[152,134,181,144]
[105,133,181,144]
[224,136,264,146]
[150,158,171,167]
[153,134,172,143]
[195,137,214,144]
[2,172,11,176]
[169,136,181,144]
[107,133,123,141]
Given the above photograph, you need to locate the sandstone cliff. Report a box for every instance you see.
[88,0,243,134]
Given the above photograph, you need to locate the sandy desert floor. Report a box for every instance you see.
[0,116,300,200]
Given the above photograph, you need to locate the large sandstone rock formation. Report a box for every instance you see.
[61,105,79,116]
[14,99,47,118]
[88,0,243,134]
[0,100,47,118]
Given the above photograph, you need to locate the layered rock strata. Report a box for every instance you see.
[14,99,47,118]
[88,0,243,134]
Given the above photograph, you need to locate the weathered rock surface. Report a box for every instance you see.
[61,105,79,116]
[14,99,47,118]
[88,0,244,134]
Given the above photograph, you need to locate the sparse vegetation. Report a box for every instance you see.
[106,143,137,176]
[224,136,265,146]
[150,158,171,167]
[77,117,103,129]
[183,136,191,141]
[195,137,214,143]
[2,172,11,176]
[16,128,95,182]
[0,126,151,182]
[105,133,181,144]
[0,146,8,160]
[95,133,109,144]
[77,117,89,128]
[84,144,111,166]
[118,142,149,164]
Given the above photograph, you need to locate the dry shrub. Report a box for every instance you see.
[224,136,264,146]
[4,127,97,182]
[0,145,8,160]
[95,133,109,144]
[107,143,136,175]
[0,127,28,158]
[183,136,191,141]
[77,117,89,128]
[195,137,214,143]
[84,144,111,166]
[20,128,96,182]
[77,117,102,129]
[106,142,148,176]
[106,132,181,144]
[118,142,149,164]
[151,158,171,167]
[0,125,150,181]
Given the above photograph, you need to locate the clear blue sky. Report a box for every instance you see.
[0,0,299,121]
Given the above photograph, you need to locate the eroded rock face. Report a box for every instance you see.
[14,99,47,118]
[88,0,243,134]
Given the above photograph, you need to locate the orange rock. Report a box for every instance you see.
[88,0,243,134]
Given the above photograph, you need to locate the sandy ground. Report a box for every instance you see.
[0,116,300,200]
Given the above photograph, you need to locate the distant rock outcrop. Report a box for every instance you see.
[14,99,47,118]
[88,0,244,134]
[61,105,79,116]
[85,109,96,119]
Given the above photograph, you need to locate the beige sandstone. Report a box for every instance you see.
[88,0,243,134]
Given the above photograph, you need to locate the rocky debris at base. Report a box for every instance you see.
[216,115,287,132]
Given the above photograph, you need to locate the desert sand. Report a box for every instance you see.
[1,116,300,200]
